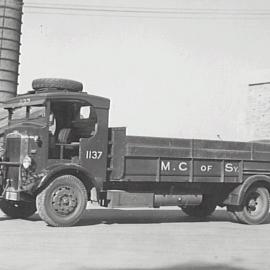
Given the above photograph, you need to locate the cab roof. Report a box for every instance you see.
[3,90,110,110]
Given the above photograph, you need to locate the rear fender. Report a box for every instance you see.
[224,175,270,205]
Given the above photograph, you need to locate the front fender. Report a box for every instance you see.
[224,174,270,205]
[36,163,102,195]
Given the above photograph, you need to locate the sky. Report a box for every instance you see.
[17,0,270,141]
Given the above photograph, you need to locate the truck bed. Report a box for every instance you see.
[108,128,270,183]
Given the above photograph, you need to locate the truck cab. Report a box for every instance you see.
[0,79,110,225]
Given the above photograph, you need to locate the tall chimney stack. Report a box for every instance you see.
[0,0,23,104]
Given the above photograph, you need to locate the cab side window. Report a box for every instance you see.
[72,104,97,139]
[79,106,91,119]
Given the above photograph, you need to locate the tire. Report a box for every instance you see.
[0,199,36,218]
[227,206,240,222]
[32,78,83,92]
[181,195,216,218]
[231,186,269,225]
[36,175,87,227]
[58,128,73,144]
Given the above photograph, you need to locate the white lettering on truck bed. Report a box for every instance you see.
[179,162,188,171]
[161,161,170,171]
[160,160,239,175]
[225,163,239,173]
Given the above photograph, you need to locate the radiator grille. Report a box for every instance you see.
[5,132,29,189]
[6,137,21,162]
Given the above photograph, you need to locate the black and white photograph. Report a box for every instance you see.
[0,0,270,269]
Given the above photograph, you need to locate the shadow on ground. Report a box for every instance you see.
[3,208,270,226]
[78,263,249,270]
[77,208,234,226]
[0,215,13,222]
[25,208,237,226]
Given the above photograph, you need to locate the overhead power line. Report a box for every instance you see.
[24,2,270,13]
[23,3,270,19]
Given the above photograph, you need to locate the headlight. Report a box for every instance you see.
[22,155,32,169]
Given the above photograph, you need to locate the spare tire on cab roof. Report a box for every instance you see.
[32,78,83,92]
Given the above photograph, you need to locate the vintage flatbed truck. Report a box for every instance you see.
[0,78,270,226]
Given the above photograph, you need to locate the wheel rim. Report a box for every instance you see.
[245,191,264,217]
[51,186,78,216]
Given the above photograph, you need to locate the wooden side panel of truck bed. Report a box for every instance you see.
[108,128,270,183]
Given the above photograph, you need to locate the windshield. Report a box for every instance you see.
[10,105,46,121]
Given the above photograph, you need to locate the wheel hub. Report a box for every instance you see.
[246,194,260,214]
[51,187,77,215]
[247,199,257,211]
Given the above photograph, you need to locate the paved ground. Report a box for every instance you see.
[0,204,269,270]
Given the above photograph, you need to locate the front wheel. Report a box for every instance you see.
[36,175,88,227]
[0,199,36,218]
[230,186,269,225]
[181,195,216,218]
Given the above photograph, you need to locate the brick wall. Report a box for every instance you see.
[246,83,270,141]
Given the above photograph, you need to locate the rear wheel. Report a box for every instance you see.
[230,186,269,225]
[37,175,87,227]
[181,195,216,218]
[0,199,36,218]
